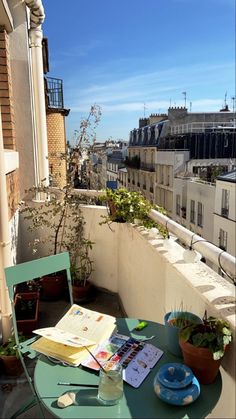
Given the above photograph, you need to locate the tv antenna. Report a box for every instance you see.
[143,102,147,117]
[224,91,228,107]
[182,91,187,108]
[231,96,235,113]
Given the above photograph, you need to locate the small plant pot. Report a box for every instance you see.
[108,200,126,223]
[15,291,40,335]
[179,339,222,384]
[164,311,202,357]
[72,281,94,303]
[0,355,23,376]
[40,273,65,301]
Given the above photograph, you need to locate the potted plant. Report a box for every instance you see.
[20,105,101,300]
[14,290,40,335]
[70,238,95,302]
[99,188,167,235]
[179,311,232,384]
[0,334,25,376]
[164,308,202,357]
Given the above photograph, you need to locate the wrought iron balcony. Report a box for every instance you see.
[45,77,64,109]
[221,207,229,218]
[140,162,155,172]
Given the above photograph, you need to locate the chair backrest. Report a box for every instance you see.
[4,252,73,304]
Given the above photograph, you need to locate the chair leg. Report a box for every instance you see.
[13,352,46,418]
[10,395,44,419]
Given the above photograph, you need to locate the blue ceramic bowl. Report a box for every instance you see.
[157,363,194,389]
[154,363,200,406]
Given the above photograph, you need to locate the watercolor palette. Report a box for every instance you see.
[82,334,163,388]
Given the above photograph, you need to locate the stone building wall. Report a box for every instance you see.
[46,110,67,187]
[0,28,15,150]
[0,28,18,219]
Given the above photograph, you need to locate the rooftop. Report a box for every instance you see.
[217,170,236,183]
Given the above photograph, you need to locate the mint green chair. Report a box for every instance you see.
[4,252,73,419]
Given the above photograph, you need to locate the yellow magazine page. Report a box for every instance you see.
[31,324,117,366]
[31,337,94,366]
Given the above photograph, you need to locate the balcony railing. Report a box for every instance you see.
[171,121,236,135]
[140,162,155,172]
[45,77,64,109]
[125,156,140,169]
[221,207,229,217]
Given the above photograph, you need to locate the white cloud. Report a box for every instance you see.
[66,61,234,115]
[66,62,234,107]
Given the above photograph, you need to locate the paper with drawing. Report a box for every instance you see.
[33,304,116,347]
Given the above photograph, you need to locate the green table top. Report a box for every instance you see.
[34,318,222,418]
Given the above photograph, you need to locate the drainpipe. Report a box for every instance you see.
[0,107,12,343]
[24,0,49,186]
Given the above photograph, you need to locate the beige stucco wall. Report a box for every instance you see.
[186,180,216,242]
[214,179,236,257]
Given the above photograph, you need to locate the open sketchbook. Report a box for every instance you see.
[31,304,116,366]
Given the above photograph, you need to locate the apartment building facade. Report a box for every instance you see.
[0,0,69,340]
[128,107,235,209]
[213,171,236,257]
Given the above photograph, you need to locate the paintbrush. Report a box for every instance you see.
[84,346,113,380]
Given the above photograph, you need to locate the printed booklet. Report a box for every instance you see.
[31,304,116,366]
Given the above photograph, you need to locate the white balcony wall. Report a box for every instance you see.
[19,205,235,418]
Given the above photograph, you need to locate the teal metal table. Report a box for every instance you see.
[34,318,222,418]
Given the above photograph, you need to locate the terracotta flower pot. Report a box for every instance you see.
[40,273,65,300]
[72,280,93,303]
[179,339,222,384]
[15,291,40,335]
[0,355,23,376]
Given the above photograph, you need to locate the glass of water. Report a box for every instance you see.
[98,361,123,405]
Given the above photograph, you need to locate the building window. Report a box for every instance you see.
[176,194,181,216]
[197,202,203,227]
[219,229,227,251]
[221,189,229,217]
[160,166,164,184]
[190,200,195,223]
[167,166,170,186]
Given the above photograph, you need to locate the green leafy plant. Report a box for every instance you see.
[0,334,25,358]
[180,311,232,360]
[168,317,193,328]
[70,239,94,287]
[20,106,101,285]
[99,188,167,235]
[166,302,196,328]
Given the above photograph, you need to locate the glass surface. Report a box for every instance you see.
[98,362,123,405]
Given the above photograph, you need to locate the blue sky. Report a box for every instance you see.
[43,0,235,143]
